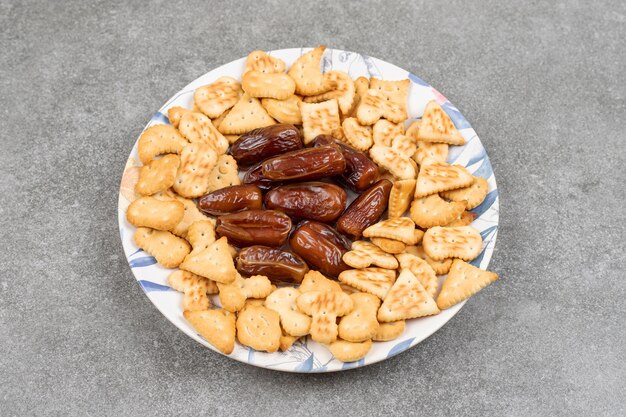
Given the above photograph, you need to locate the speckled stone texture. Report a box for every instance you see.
[1,0,624,415]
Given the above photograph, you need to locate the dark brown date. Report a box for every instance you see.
[236,246,309,284]
[264,182,347,223]
[230,124,302,166]
[242,161,282,191]
[289,221,351,278]
[336,179,392,239]
[312,135,380,191]
[197,185,262,216]
[261,146,346,182]
[216,210,291,247]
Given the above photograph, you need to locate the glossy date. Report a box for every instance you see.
[197,185,262,216]
[289,220,351,278]
[261,146,346,182]
[236,245,309,284]
[229,124,302,166]
[242,161,282,191]
[264,182,347,223]
[336,179,392,239]
[216,210,291,247]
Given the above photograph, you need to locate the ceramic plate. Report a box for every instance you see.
[118,48,499,372]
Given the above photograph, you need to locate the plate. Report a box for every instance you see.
[118,48,499,372]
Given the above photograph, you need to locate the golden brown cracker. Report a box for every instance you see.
[445,211,477,227]
[338,268,396,300]
[363,217,416,245]
[440,176,489,210]
[343,241,399,270]
[388,179,416,218]
[406,245,453,275]
[303,70,355,115]
[287,46,332,96]
[296,290,354,344]
[184,309,236,354]
[167,106,194,128]
[187,220,216,255]
[373,320,405,342]
[298,270,342,293]
[211,108,230,131]
[173,142,218,198]
[217,274,273,313]
[205,154,241,193]
[154,191,215,240]
[138,124,188,165]
[437,260,498,310]
[410,194,467,228]
[407,120,449,164]
[261,95,303,125]
[299,99,341,144]
[377,269,440,322]
[134,227,190,268]
[126,196,184,231]
[370,78,410,121]
[265,287,311,337]
[341,117,373,151]
[417,100,465,145]
[179,236,237,284]
[135,154,180,196]
[369,135,418,180]
[182,285,211,312]
[244,50,287,74]
[370,237,406,254]
[422,226,482,261]
[194,76,242,119]
[329,339,372,362]
[178,111,229,155]
[218,93,276,135]
[338,293,380,342]
[347,76,370,117]
[395,253,439,298]
[357,83,408,125]
[373,119,405,147]
[168,269,218,295]
[279,333,300,352]
[242,70,296,100]
[414,158,473,198]
[236,305,282,352]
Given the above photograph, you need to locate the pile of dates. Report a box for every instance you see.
[197,124,392,283]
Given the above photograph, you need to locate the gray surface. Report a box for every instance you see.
[1,0,624,415]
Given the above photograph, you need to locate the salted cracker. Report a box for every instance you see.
[440,176,489,210]
[205,154,240,193]
[153,190,215,239]
[126,196,184,231]
[414,157,473,198]
[338,268,396,300]
[287,45,333,96]
[236,305,282,352]
[167,106,194,128]
[437,259,498,310]
[265,287,311,337]
[369,135,418,180]
[405,244,453,275]
[373,320,405,342]
[363,217,416,245]
[395,253,439,298]
[342,241,398,270]
[217,274,273,313]
[329,339,372,363]
[422,226,482,261]
[137,124,188,165]
[187,220,216,255]
[299,99,341,144]
[406,120,449,164]
[261,95,303,125]
[298,270,342,293]
[410,194,466,228]
[184,309,236,354]
[242,70,296,100]
[377,269,440,322]
[338,293,380,342]
[303,70,355,115]
[341,117,373,151]
[417,100,465,145]
[244,50,287,74]
[370,237,406,254]
[388,179,416,218]
[178,112,229,155]
[135,154,180,196]
[179,236,237,284]
[296,290,354,344]
[373,119,405,147]
[172,142,218,198]
[218,93,276,135]
[445,211,477,227]
[134,227,190,268]
[193,76,242,119]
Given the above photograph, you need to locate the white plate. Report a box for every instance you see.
[118,48,499,372]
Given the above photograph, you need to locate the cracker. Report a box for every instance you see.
[179,236,237,283]
[172,142,218,198]
[299,99,341,144]
[178,112,229,155]
[377,269,440,322]
[407,120,449,164]
[370,237,406,254]
[168,269,218,295]
[298,270,342,293]
[417,100,465,145]
[217,274,273,313]
[422,226,482,261]
[369,135,418,180]
[370,78,410,122]
[279,333,300,352]
[184,309,236,354]
[134,227,190,268]
[445,211,477,227]
[167,106,194,128]
[388,179,416,218]
[437,260,498,309]
[242,70,296,100]
[182,285,211,311]
[346,76,370,117]
[440,176,489,210]
[338,268,396,300]
[287,45,332,96]
[410,194,467,228]
[205,154,240,193]
[244,50,287,74]
[224,134,240,144]
[373,119,405,147]
[296,290,354,344]
[138,124,188,165]
[405,245,453,275]
[331,127,347,142]
[187,220,216,255]
[236,305,282,352]
[356,86,407,125]
[135,154,180,196]
[414,158,473,198]
[373,320,405,342]
[194,76,242,118]
[338,293,380,342]
[302,70,355,115]
[261,95,303,125]
[363,217,416,245]
[341,117,373,151]
[265,287,311,337]
[211,108,230,130]
[218,93,276,135]
[395,253,439,298]
[329,339,372,362]
[342,241,399,269]
[154,191,215,239]
[126,196,184,231]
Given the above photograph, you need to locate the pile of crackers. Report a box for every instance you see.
[125,46,498,362]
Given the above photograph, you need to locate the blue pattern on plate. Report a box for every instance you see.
[151,111,170,125]
[408,73,430,86]
[441,102,471,130]
[362,55,382,78]
[470,190,498,218]
[471,157,494,180]
[295,354,315,372]
[138,280,171,292]
[387,338,416,358]
[129,256,157,268]
[342,358,365,369]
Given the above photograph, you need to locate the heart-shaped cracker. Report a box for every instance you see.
[329,339,372,363]
[440,176,489,210]
[173,142,218,198]
[338,268,396,300]
[167,106,194,128]
[303,70,355,115]
[370,237,406,254]
[205,154,240,193]
[373,320,405,342]
[287,46,333,96]
[395,253,439,298]
[341,117,373,151]
[193,76,242,119]
[184,309,236,354]
[187,220,216,255]
[179,236,237,284]
[296,290,354,344]
[417,100,465,145]
[135,154,180,196]
[342,241,399,269]
[338,293,380,342]
[410,194,467,228]
[445,211,477,227]
[242,70,296,100]
[405,245,453,275]
[126,196,184,231]
[406,120,449,164]
[178,112,229,155]
[373,119,405,147]
[377,269,440,322]
[261,95,303,125]
[138,124,188,165]
[422,226,482,261]
[298,270,342,293]
[363,217,416,245]
[217,274,273,313]
[134,227,190,268]
[388,179,416,218]
[265,287,311,337]
[369,135,418,180]
[236,305,282,352]
[244,50,287,74]
[218,93,276,135]
[299,99,341,144]
[437,259,498,310]
[414,157,473,198]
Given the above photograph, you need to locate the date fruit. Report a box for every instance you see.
[336,179,392,239]
[261,146,346,182]
[230,124,302,166]
[312,135,380,191]
[242,161,281,191]
[289,220,351,278]
[236,246,309,284]
[264,182,347,223]
[216,210,291,247]
[197,185,262,216]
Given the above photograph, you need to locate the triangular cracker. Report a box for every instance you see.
[179,236,237,283]
[417,100,465,145]
[440,176,489,209]
[338,268,396,300]
[406,120,449,164]
[414,157,473,197]
[395,253,439,298]
[193,76,242,119]
[184,309,236,354]
[287,46,333,96]
[261,95,303,125]
[299,99,341,144]
[363,217,416,244]
[218,93,276,135]
[377,269,440,322]
[437,259,498,309]
[410,194,466,228]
